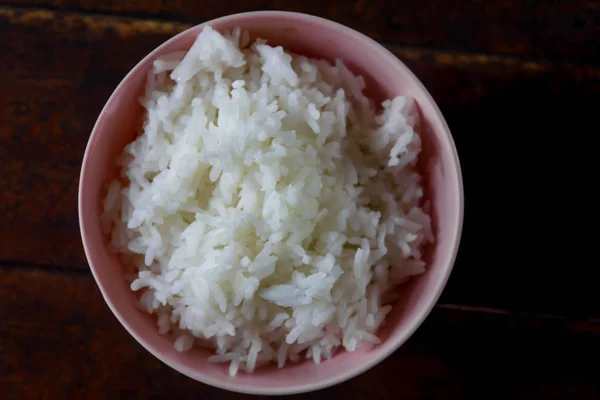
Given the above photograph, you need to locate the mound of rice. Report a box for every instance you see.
[102,26,433,376]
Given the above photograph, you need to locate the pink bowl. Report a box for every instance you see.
[79,11,463,395]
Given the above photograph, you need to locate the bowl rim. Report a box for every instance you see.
[79,10,464,396]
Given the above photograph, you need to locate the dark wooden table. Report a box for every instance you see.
[1,1,599,398]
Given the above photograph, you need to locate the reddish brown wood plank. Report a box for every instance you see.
[1,0,599,64]
[0,9,598,316]
[0,267,598,399]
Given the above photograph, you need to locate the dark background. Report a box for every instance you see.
[1,1,598,399]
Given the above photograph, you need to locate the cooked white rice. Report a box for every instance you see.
[102,26,433,375]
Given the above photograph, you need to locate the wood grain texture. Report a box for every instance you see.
[0,266,598,399]
[0,9,598,316]
[1,0,599,64]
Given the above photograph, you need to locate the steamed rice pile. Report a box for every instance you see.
[103,26,433,375]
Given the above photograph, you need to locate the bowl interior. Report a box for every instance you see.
[79,11,462,394]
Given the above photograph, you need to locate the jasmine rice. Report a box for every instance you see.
[102,26,433,376]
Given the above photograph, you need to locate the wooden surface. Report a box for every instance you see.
[2,0,599,63]
[1,267,599,399]
[0,1,598,398]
